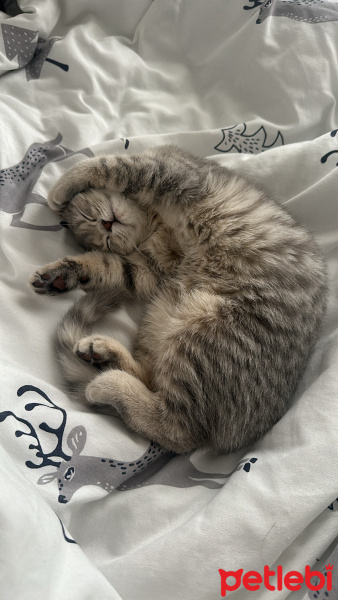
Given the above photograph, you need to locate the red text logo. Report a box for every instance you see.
[219,563,333,596]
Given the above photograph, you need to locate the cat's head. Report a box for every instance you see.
[59,189,153,255]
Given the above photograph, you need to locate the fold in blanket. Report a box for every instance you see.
[0,1,337,599]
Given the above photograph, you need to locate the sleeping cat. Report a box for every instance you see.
[29,145,327,454]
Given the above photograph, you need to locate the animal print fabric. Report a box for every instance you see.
[0,1,338,599]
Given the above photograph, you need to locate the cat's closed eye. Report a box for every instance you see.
[77,208,96,222]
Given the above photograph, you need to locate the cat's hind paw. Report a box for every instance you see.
[75,335,112,368]
[29,258,89,295]
[75,335,123,370]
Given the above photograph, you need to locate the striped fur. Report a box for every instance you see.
[30,146,327,454]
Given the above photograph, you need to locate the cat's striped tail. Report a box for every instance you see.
[55,291,125,400]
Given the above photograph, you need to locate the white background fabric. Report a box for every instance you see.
[0,1,337,599]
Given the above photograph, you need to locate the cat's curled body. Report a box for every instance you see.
[30,146,327,454]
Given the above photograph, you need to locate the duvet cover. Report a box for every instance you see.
[0,1,337,599]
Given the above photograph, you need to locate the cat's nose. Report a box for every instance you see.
[101,219,113,232]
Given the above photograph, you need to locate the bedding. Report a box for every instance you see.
[0,1,338,598]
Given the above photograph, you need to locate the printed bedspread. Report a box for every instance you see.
[0,1,338,599]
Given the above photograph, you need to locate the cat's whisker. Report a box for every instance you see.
[121,229,149,260]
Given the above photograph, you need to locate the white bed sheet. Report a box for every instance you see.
[0,1,337,599]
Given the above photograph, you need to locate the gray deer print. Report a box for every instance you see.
[256,0,338,25]
[38,425,257,503]
[0,385,258,504]
[0,133,93,230]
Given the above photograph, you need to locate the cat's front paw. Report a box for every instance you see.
[47,158,98,212]
[29,258,89,295]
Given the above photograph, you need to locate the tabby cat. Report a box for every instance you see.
[30,145,327,454]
